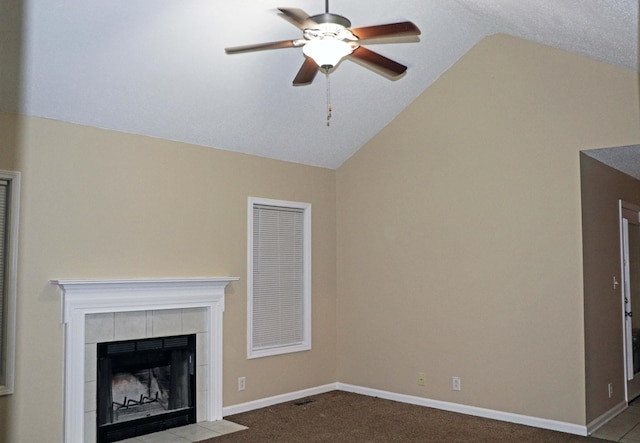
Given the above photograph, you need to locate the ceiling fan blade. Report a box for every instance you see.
[278,7,318,29]
[349,21,421,41]
[293,57,319,86]
[225,39,299,54]
[348,46,408,77]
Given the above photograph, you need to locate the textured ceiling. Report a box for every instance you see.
[3,0,639,169]
[584,145,640,181]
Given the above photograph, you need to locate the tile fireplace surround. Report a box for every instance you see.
[52,277,239,443]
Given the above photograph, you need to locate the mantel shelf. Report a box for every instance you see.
[52,276,239,290]
[52,277,239,324]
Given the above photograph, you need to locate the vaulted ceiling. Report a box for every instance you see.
[2,0,638,169]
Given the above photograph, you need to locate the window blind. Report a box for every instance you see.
[251,204,305,350]
[0,179,7,370]
[0,172,18,395]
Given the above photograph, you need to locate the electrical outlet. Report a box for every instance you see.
[608,382,613,398]
[238,376,246,391]
[417,372,426,386]
[452,376,461,391]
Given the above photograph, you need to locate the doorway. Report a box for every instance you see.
[621,201,640,401]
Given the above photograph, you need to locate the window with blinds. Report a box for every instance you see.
[248,198,311,359]
[0,171,19,396]
[0,179,6,380]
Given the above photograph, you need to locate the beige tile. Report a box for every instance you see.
[115,311,147,340]
[84,411,96,443]
[592,412,638,441]
[595,435,621,442]
[199,419,248,435]
[151,309,182,337]
[623,423,640,442]
[196,363,209,421]
[197,365,208,392]
[146,311,154,337]
[85,313,114,343]
[85,343,97,382]
[599,413,639,437]
[167,423,221,441]
[182,308,208,334]
[84,380,96,412]
[137,431,191,443]
[196,332,209,366]
[621,410,640,420]
[197,390,208,422]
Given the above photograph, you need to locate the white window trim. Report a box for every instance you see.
[0,170,19,396]
[247,197,311,359]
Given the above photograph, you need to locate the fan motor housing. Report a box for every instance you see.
[308,13,351,28]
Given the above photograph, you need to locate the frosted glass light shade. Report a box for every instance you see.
[303,38,354,68]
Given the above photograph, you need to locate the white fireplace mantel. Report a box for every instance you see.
[52,277,239,443]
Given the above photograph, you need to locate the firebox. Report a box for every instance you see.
[96,334,196,443]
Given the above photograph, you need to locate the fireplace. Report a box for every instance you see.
[52,277,238,443]
[97,334,196,442]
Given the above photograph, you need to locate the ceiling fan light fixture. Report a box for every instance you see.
[225,6,421,87]
[302,38,354,69]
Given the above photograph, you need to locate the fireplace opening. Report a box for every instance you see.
[96,334,196,443]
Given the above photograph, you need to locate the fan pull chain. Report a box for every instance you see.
[325,69,332,127]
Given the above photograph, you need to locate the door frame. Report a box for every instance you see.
[620,200,640,402]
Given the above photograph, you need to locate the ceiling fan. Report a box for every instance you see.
[224,1,421,86]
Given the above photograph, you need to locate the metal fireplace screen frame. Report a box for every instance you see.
[96,334,196,443]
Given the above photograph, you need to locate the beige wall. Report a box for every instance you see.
[0,113,20,170]
[336,34,640,426]
[581,154,640,423]
[0,114,336,442]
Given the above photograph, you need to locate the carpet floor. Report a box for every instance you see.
[201,391,607,442]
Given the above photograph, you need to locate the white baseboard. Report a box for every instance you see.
[222,383,338,416]
[337,383,588,436]
[586,400,627,435]
[223,382,588,437]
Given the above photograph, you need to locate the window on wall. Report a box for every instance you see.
[0,170,19,395]
[248,197,311,359]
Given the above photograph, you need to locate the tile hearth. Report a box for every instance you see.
[117,420,247,443]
